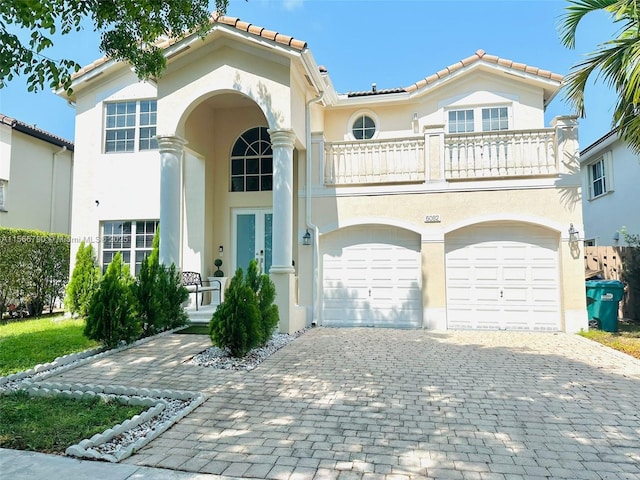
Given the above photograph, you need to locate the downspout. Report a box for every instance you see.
[305,91,324,326]
[51,146,67,231]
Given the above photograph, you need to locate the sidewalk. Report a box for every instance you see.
[0,448,235,480]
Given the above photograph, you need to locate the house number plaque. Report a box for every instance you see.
[424,214,441,223]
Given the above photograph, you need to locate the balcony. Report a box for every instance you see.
[324,137,425,185]
[324,128,559,186]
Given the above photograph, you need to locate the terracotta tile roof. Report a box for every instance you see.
[0,114,74,150]
[405,49,564,93]
[347,87,405,98]
[71,14,307,81]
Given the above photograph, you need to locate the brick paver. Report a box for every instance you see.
[43,328,640,479]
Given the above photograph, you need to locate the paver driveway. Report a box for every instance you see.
[46,328,640,479]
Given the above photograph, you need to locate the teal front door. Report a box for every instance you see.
[233,209,273,274]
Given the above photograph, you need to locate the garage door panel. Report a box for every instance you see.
[446,223,560,331]
[322,226,422,328]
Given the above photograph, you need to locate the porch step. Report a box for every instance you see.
[185,303,219,324]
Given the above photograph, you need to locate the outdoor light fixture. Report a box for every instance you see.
[412,112,419,134]
[302,229,311,246]
[568,223,579,245]
[218,245,223,253]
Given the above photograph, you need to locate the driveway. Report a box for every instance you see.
[44,328,640,479]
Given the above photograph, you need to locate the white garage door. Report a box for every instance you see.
[446,223,560,331]
[322,226,422,328]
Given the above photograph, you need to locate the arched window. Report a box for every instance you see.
[230,127,273,192]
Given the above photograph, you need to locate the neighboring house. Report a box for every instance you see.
[580,129,640,246]
[59,15,586,333]
[0,114,74,234]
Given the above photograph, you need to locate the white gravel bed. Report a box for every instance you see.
[186,329,308,370]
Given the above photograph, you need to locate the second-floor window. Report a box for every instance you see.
[105,100,157,153]
[589,156,608,198]
[448,106,509,133]
[230,127,273,192]
[352,114,377,140]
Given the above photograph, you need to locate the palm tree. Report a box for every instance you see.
[559,0,640,152]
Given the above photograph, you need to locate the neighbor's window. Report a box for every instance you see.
[0,179,6,210]
[352,114,376,140]
[230,127,273,192]
[105,100,157,153]
[589,157,608,198]
[102,220,158,275]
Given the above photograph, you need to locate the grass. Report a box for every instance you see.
[579,319,640,360]
[174,324,209,335]
[0,316,143,454]
[0,390,146,453]
[0,316,99,376]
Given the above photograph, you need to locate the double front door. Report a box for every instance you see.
[233,209,272,275]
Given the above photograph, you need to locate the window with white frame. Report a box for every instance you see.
[448,110,474,133]
[448,106,509,133]
[101,220,158,275]
[230,127,273,192]
[482,107,508,131]
[105,100,157,153]
[352,114,377,140]
[587,153,612,199]
[0,179,6,210]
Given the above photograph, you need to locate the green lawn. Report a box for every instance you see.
[579,319,640,360]
[0,390,145,453]
[0,316,99,376]
[0,316,143,454]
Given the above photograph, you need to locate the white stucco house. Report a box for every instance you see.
[0,114,74,234]
[60,15,587,333]
[580,129,640,246]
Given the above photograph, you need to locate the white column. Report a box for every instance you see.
[156,135,187,267]
[268,128,296,274]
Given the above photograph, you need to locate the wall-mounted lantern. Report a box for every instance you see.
[302,229,311,246]
[568,223,579,245]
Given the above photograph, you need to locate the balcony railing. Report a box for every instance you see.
[323,129,558,186]
[324,137,425,185]
[444,129,556,179]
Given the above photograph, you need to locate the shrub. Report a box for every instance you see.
[213,258,224,277]
[84,252,140,348]
[0,228,70,318]
[133,230,189,336]
[65,241,100,317]
[209,268,261,357]
[246,259,279,344]
[155,263,189,331]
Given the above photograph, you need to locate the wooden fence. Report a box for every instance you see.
[584,246,637,320]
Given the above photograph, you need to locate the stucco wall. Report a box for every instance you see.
[0,128,73,234]
[582,137,640,245]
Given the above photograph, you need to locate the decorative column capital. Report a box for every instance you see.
[267,128,296,148]
[155,134,188,156]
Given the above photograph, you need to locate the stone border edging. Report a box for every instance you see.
[0,325,206,463]
[20,379,206,463]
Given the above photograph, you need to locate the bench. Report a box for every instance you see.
[181,271,221,310]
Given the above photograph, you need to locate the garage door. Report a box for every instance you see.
[446,222,560,331]
[322,226,422,328]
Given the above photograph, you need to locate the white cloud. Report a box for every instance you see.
[283,0,304,11]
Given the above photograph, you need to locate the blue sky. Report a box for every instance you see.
[0,0,619,149]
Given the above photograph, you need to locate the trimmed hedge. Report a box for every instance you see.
[0,227,70,317]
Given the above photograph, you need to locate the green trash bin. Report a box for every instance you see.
[585,280,625,332]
